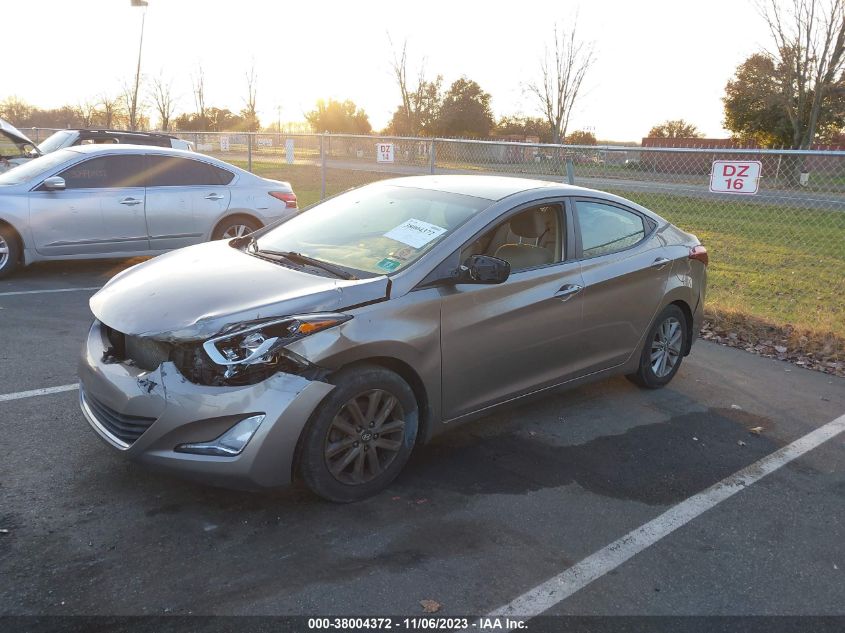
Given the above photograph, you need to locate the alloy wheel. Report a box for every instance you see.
[0,235,9,270]
[324,389,406,485]
[650,316,683,378]
[221,224,253,239]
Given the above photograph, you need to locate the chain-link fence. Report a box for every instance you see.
[22,128,845,365]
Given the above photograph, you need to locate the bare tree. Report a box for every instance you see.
[526,19,595,144]
[120,80,147,130]
[76,100,99,128]
[387,35,442,136]
[242,63,259,131]
[99,93,123,129]
[761,0,845,149]
[191,64,207,127]
[151,73,177,131]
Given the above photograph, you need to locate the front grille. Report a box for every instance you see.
[82,389,156,446]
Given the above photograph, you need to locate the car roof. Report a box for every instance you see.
[65,144,197,157]
[383,175,594,201]
[63,128,179,140]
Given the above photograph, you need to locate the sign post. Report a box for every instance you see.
[709,160,762,194]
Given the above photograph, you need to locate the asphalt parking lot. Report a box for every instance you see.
[1,260,843,622]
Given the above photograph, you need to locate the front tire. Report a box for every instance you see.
[298,365,419,502]
[627,304,687,389]
[0,225,21,279]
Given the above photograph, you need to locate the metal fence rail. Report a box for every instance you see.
[23,128,845,360]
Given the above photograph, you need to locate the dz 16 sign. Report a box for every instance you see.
[376,143,395,163]
[709,160,762,194]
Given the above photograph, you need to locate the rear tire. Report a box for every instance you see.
[212,215,261,240]
[0,224,21,279]
[298,365,418,503]
[627,304,687,389]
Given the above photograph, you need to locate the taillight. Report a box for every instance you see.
[269,191,297,209]
[689,245,709,266]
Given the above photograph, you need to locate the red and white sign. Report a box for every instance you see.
[709,160,762,194]
[376,143,395,163]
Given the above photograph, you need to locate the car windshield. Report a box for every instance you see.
[0,149,77,185]
[37,130,75,154]
[254,184,492,276]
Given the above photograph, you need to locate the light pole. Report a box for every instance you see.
[130,0,148,131]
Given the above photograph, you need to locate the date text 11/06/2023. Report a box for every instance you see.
[307,617,528,630]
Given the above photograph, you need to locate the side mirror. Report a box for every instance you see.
[456,254,511,284]
[42,176,66,191]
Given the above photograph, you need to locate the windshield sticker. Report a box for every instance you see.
[376,257,402,272]
[391,246,416,261]
[383,218,447,249]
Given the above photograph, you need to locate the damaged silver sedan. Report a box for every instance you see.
[79,175,707,502]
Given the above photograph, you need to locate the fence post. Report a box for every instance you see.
[247,133,253,173]
[565,158,575,185]
[429,139,436,174]
[320,133,326,200]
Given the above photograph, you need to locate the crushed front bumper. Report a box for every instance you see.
[78,320,334,489]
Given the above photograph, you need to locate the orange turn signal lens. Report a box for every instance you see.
[297,319,343,335]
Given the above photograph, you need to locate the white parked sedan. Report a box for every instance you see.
[0,145,298,277]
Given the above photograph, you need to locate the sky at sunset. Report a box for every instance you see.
[5,0,774,141]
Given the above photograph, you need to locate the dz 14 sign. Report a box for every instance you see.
[709,160,762,194]
[376,143,395,163]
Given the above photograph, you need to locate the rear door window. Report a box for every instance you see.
[575,200,647,258]
[145,155,234,186]
[56,155,145,189]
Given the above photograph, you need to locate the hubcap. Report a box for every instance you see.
[221,224,252,239]
[0,235,8,269]
[324,389,406,485]
[650,316,683,378]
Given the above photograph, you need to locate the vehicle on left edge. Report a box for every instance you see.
[0,118,41,174]
[0,144,297,278]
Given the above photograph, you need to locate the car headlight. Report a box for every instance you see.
[202,313,350,378]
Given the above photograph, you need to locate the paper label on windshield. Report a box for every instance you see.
[383,218,447,249]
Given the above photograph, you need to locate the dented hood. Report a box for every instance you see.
[90,240,389,341]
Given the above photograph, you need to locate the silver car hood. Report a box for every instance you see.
[90,241,390,341]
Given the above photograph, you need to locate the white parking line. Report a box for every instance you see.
[0,287,101,297]
[0,384,80,402]
[489,412,845,618]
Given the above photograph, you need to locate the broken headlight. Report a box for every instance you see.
[202,313,351,380]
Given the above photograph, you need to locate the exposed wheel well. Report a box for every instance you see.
[670,299,694,355]
[0,219,23,263]
[337,357,432,446]
[211,213,263,239]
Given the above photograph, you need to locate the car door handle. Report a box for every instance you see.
[204,193,224,201]
[650,257,671,269]
[119,197,142,206]
[554,284,583,301]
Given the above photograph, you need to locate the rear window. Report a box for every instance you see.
[145,155,234,186]
[576,200,647,258]
[37,130,76,154]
